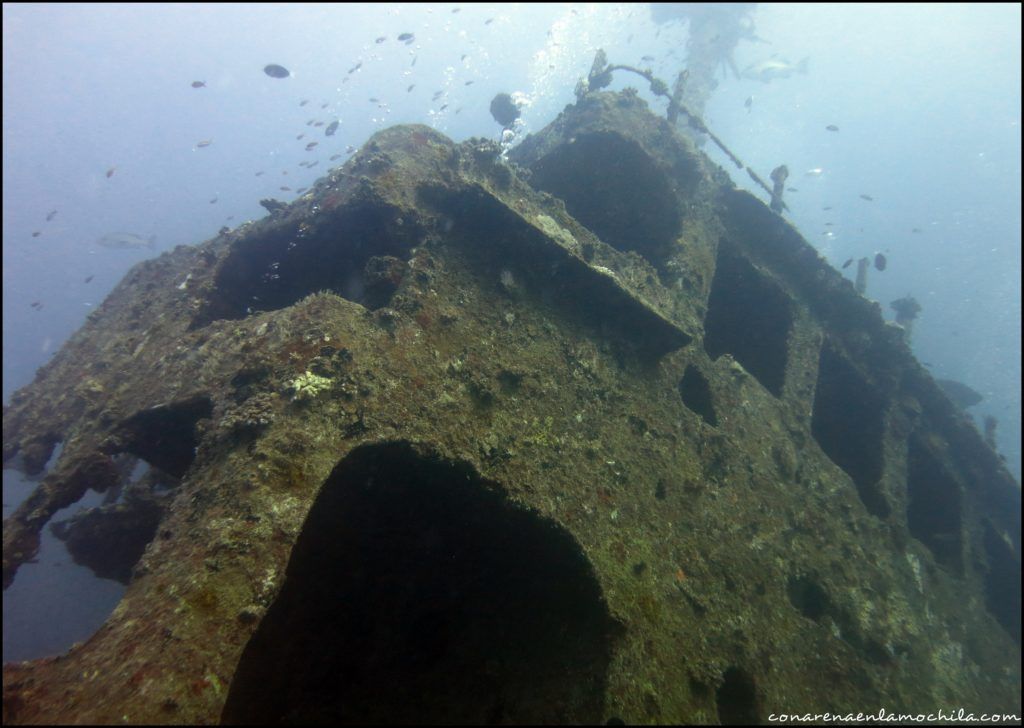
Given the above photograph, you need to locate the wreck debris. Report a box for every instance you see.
[259,198,288,216]
[890,295,921,340]
[573,51,785,209]
[984,415,998,450]
[855,256,870,294]
[769,164,789,213]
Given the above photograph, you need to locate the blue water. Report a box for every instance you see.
[3,2,1020,663]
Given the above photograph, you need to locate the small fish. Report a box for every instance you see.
[911,227,922,233]
[348,62,362,75]
[106,166,117,178]
[936,379,983,409]
[411,56,417,67]
[296,133,305,140]
[841,258,854,269]
[329,154,342,161]
[369,97,380,103]
[859,194,874,202]
[296,187,308,194]
[825,222,833,226]
[307,161,318,168]
[822,206,832,211]
[97,232,156,250]
[397,32,415,43]
[325,120,339,136]
[264,64,290,79]
[84,275,94,283]
[32,231,41,238]
[210,197,218,204]
[321,103,328,109]
[191,81,206,88]
[306,120,314,126]
[432,90,444,101]
[485,18,494,25]
[196,139,213,148]
[786,187,798,192]
[464,80,474,86]
[46,210,58,221]
[30,301,43,310]
[461,54,468,61]
[744,95,752,111]
[641,55,655,62]
[826,124,839,132]
[407,84,415,92]
[874,253,887,271]
[452,7,460,12]
[255,171,265,176]
[280,186,292,191]
[375,36,386,44]
[305,141,319,150]
[313,121,324,127]
[300,99,309,106]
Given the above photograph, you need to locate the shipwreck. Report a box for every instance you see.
[3,82,1020,724]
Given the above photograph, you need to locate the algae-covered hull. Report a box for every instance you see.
[3,91,1020,724]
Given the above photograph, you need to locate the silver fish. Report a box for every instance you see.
[741,56,808,83]
[97,232,156,250]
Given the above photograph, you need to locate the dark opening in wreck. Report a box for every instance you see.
[221,442,623,725]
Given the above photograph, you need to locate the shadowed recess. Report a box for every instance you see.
[811,343,889,519]
[704,244,792,397]
[222,441,623,725]
[716,666,760,725]
[679,364,718,426]
[112,395,212,479]
[525,131,684,271]
[906,436,963,574]
[193,200,424,326]
[982,522,1022,644]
